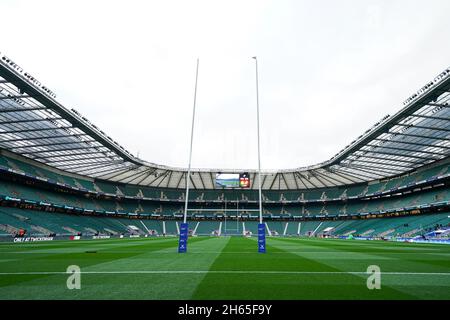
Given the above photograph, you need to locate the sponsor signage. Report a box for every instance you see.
[14,237,54,243]
[92,235,111,240]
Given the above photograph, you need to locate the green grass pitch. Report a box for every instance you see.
[0,236,449,300]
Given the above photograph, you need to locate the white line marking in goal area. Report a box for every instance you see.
[0,271,449,276]
[3,251,448,255]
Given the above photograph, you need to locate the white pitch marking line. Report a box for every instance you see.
[0,271,449,275]
[2,251,448,255]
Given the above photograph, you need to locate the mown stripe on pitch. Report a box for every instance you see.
[274,237,450,272]
[0,236,185,290]
[0,236,229,299]
[269,237,449,299]
[266,237,417,299]
[190,237,410,299]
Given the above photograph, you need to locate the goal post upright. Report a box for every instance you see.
[253,56,266,253]
[178,58,199,254]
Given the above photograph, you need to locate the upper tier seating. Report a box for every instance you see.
[0,153,448,203]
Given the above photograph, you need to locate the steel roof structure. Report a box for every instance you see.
[0,53,449,190]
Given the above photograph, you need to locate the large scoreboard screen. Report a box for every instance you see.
[215,173,250,189]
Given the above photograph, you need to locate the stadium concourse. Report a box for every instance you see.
[0,53,449,242]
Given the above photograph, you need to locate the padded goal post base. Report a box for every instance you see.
[258,223,266,253]
[178,223,188,253]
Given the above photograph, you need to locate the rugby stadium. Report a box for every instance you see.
[0,53,449,300]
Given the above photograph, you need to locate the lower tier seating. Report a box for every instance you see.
[1,207,448,239]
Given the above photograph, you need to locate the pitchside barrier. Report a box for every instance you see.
[338,235,450,244]
[2,234,449,244]
[0,234,172,243]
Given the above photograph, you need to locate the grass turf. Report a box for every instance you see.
[0,236,449,299]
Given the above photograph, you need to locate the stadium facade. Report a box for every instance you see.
[0,53,449,240]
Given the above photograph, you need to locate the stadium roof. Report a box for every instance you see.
[0,53,449,190]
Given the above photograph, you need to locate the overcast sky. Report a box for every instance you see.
[1,0,450,170]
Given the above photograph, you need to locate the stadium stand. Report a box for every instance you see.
[0,55,449,241]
